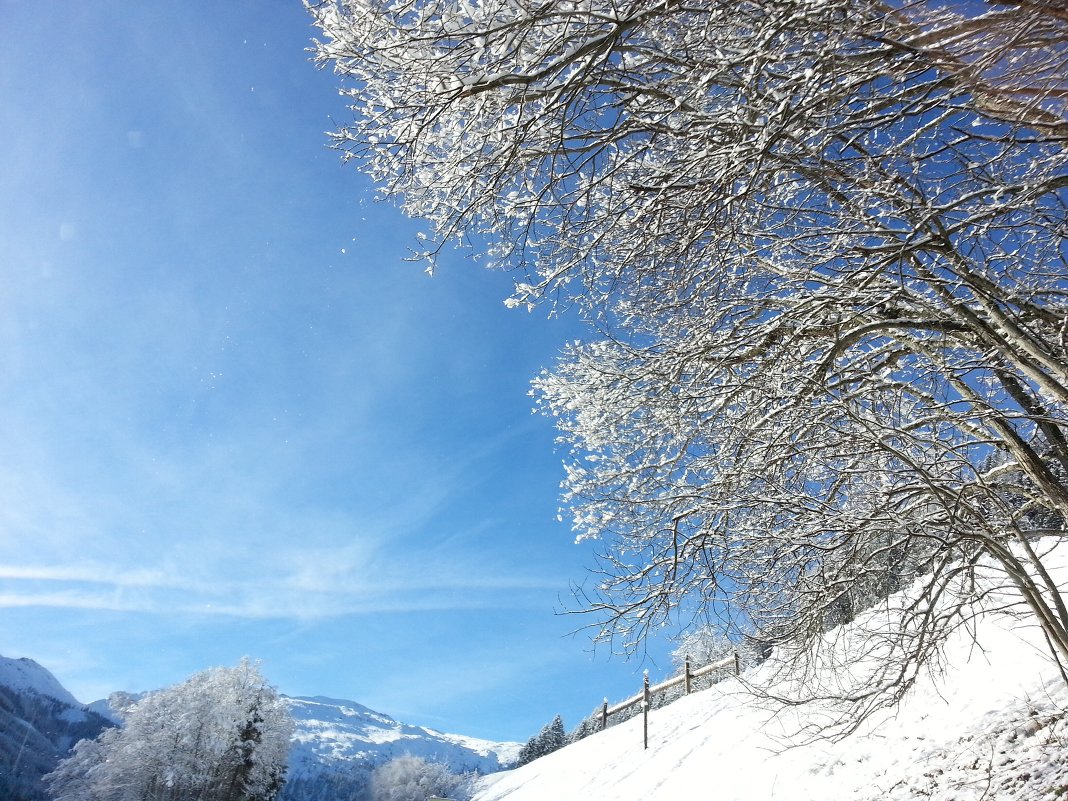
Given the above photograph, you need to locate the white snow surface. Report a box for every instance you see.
[285,695,520,777]
[472,576,1068,800]
[0,654,83,708]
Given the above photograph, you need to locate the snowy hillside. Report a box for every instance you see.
[472,565,1068,801]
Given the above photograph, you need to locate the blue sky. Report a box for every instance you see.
[0,1,678,742]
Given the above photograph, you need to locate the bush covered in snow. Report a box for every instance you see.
[369,755,467,801]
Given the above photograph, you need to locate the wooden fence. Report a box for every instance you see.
[598,651,740,749]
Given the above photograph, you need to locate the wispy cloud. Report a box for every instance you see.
[0,532,560,620]
[0,564,207,589]
[0,591,148,613]
[0,355,562,620]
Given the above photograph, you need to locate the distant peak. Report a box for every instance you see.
[0,654,82,708]
[287,695,394,719]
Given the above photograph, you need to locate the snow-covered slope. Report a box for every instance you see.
[0,655,82,708]
[472,571,1068,801]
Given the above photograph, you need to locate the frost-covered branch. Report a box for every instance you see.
[311,0,1068,726]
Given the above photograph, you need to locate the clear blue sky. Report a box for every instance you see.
[0,1,678,742]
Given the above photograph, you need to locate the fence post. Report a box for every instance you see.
[601,697,608,731]
[734,649,741,676]
[684,655,692,695]
[642,670,650,750]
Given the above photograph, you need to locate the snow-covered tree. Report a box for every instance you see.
[670,627,735,674]
[46,659,293,801]
[369,756,462,801]
[310,0,1068,726]
[566,714,599,746]
[540,715,566,756]
[514,735,538,768]
[516,715,566,767]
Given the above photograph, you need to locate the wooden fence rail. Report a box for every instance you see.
[598,651,740,749]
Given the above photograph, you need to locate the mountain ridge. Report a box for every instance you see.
[281,694,519,800]
[0,656,82,710]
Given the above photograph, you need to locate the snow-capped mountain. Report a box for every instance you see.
[0,656,82,709]
[0,656,113,801]
[281,695,519,801]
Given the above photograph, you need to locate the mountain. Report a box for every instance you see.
[0,658,81,709]
[0,656,113,801]
[280,695,519,801]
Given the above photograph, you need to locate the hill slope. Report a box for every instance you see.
[473,569,1068,801]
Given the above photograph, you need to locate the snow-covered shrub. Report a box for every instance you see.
[369,755,464,801]
[671,627,735,672]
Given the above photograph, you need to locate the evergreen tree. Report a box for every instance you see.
[541,716,566,756]
[515,716,566,767]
